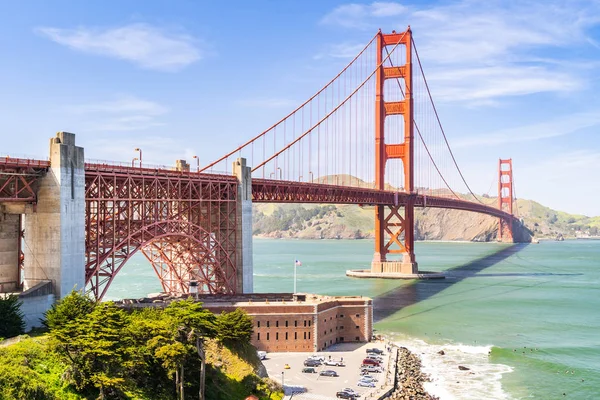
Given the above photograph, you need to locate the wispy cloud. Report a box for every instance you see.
[314,43,366,59]
[36,23,201,71]
[66,95,168,132]
[453,112,600,149]
[321,2,406,29]
[320,1,600,103]
[85,136,195,167]
[236,98,297,108]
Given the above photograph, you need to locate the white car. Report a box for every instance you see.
[357,380,376,388]
[308,355,326,361]
[341,388,360,397]
[324,360,345,367]
[361,365,383,373]
[359,375,378,382]
[257,351,267,360]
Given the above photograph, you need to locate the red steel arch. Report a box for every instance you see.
[85,164,240,300]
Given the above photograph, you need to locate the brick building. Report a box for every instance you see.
[199,293,373,352]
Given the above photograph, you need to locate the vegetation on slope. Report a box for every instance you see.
[0,292,282,400]
[252,196,599,241]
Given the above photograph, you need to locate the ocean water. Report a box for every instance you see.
[106,239,600,399]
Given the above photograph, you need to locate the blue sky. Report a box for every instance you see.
[1,0,600,216]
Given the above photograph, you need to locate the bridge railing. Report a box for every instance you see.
[0,156,50,168]
[84,159,234,181]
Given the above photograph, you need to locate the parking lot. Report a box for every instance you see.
[262,342,393,400]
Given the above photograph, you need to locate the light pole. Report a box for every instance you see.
[193,155,199,172]
[309,171,314,183]
[270,172,275,179]
[299,175,303,181]
[134,148,142,168]
[277,167,282,179]
[131,157,138,167]
[281,371,284,393]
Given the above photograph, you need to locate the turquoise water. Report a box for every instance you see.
[106,239,600,399]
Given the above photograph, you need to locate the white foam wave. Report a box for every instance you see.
[392,337,513,400]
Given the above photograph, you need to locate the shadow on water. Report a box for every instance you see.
[372,244,580,323]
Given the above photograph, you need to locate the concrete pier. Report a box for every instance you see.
[0,213,20,292]
[22,132,85,298]
[234,158,253,293]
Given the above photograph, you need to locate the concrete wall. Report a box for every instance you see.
[0,213,20,292]
[20,293,55,331]
[233,158,253,293]
[23,132,85,298]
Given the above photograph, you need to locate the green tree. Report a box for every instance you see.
[51,302,133,399]
[149,299,217,400]
[43,290,95,330]
[0,294,25,338]
[215,309,254,345]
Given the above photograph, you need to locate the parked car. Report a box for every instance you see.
[357,380,376,388]
[325,360,345,367]
[340,388,361,397]
[366,348,384,355]
[366,355,383,362]
[319,370,339,377]
[361,365,383,373]
[308,354,326,361]
[361,358,380,366]
[304,359,322,367]
[257,351,267,360]
[336,391,356,399]
[359,375,378,383]
[302,367,317,373]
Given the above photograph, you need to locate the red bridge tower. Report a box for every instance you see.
[372,28,418,274]
[498,158,514,242]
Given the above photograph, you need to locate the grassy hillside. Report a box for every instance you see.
[253,196,599,241]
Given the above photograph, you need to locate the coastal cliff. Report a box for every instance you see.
[252,198,599,241]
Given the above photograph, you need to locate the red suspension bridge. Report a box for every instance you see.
[0,28,522,300]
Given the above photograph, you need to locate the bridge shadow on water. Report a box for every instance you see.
[372,243,581,323]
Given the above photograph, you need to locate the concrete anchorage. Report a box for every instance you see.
[233,158,253,293]
[0,213,20,292]
[22,132,85,299]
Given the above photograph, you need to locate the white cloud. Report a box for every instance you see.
[518,150,600,216]
[36,23,201,71]
[85,136,194,167]
[66,95,168,132]
[320,1,600,103]
[321,2,406,29]
[453,112,600,149]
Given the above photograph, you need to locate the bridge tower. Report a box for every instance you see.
[498,158,514,242]
[371,28,418,274]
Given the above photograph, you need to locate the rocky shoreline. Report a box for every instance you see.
[385,346,439,400]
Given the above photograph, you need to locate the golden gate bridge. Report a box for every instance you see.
[0,28,521,301]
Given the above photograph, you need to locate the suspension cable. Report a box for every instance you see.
[200,33,379,172]
[411,38,483,204]
[253,31,408,172]
[383,46,459,199]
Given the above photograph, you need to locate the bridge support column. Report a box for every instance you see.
[23,132,85,298]
[0,212,20,292]
[234,158,253,293]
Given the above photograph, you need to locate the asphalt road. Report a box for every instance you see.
[262,342,391,400]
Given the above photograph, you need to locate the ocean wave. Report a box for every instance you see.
[392,336,513,400]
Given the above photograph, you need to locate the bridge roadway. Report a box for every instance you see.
[1,158,515,222]
[251,178,515,220]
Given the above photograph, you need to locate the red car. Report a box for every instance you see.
[361,358,380,366]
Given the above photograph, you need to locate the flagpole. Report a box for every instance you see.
[294,260,297,294]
